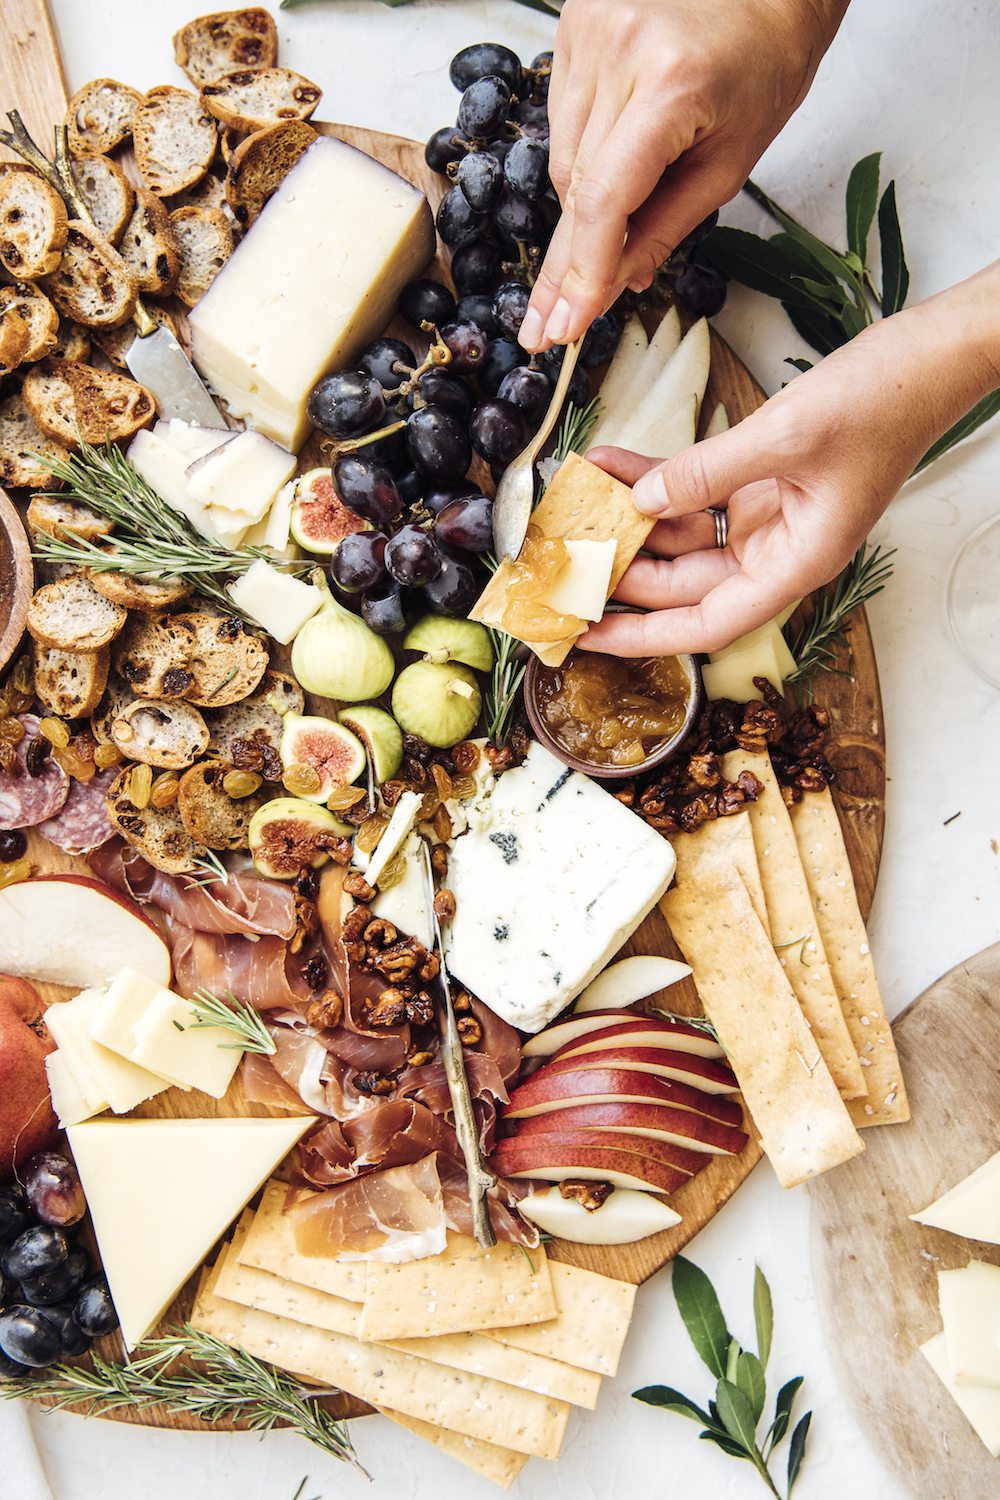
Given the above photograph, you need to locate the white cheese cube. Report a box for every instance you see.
[44,992,171,1114]
[188,136,435,452]
[129,990,243,1098]
[921,1331,1000,1456]
[88,966,166,1059]
[364,790,423,889]
[911,1152,1000,1243]
[242,477,296,555]
[45,1048,103,1126]
[185,429,296,520]
[701,637,784,703]
[708,619,797,679]
[445,742,677,1032]
[939,1261,1000,1386]
[227,558,323,644]
[536,538,617,622]
[372,832,434,949]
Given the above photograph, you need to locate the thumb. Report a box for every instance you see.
[632,415,785,519]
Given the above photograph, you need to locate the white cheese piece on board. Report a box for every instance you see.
[243,478,296,554]
[445,742,677,1032]
[44,992,171,1114]
[364,789,423,889]
[910,1151,1000,1243]
[536,538,617,622]
[939,1261,1000,1386]
[227,558,323,644]
[127,429,232,547]
[188,136,435,453]
[66,1116,316,1350]
[185,430,297,519]
[88,966,165,1059]
[708,618,797,680]
[701,637,783,703]
[45,1048,103,1126]
[372,831,434,949]
[921,1331,1000,1456]
[129,989,243,1098]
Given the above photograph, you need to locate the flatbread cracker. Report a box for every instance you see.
[469,451,653,666]
[236,1178,366,1302]
[217,1216,362,1336]
[481,1260,636,1377]
[660,859,865,1188]
[790,788,908,1125]
[670,810,770,938]
[721,747,866,1099]
[377,1407,529,1489]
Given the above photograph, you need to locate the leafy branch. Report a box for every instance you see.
[635,1258,810,1499]
[784,540,896,697]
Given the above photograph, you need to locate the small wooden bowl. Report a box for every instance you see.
[0,488,32,674]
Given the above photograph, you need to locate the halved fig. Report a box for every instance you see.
[278,709,366,803]
[288,468,371,555]
[247,797,350,879]
[337,704,403,784]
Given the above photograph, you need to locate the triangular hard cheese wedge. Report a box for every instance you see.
[67,1116,316,1350]
[910,1152,1000,1243]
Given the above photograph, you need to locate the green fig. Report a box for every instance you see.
[337,704,403,783]
[391,660,481,748]
[290,572,395,702]
[403,614,494,673]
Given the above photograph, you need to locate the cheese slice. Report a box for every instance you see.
[364,789,423,888]
[536,538,617,622]
[371,831,434,948]
[226,558,323,644]
[44,1049,102,1127]
[939,1261,1000,1387]
[44,992,171,1114]
[185,429,296,519]
[702,637,784,703]
[129,989,243,1098]
[66,1116,316,1349]
[911,1153,1000,1242]
[921,1331,1000,1456]
[188,135,435,452]
[88,967,164,1058]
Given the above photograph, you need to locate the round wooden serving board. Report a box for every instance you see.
[810,945,1000,1498]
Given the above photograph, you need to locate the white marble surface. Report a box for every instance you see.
[7,0,1000,1495]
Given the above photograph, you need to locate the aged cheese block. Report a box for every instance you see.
[188,135,435,451]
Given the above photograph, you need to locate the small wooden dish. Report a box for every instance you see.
[0,488,32,673]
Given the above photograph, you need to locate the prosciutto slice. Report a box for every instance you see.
[169,926,315,1009]
[297,1100,458,1187]
[89,839,298,938]
[291,1155,448,1263]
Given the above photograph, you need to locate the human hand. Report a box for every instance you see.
[518,0,849,353]
[577,273,1000,655]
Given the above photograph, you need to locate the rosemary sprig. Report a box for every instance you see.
[5,1324,366,1474]
[183,850,231,888]
[551,396,601,462]
[484,624,527,747]
[190,987,277,1055]
[784,541,895,694]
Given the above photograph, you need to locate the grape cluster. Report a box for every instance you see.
[667,211,729,319]
[0,1152,117,1377]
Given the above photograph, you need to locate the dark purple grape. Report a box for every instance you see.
[503,137,549,200]
[418,548,480,617]
[492,187,547,248]
[470,398,526,466]
[398,279,457,328]
[333,456,403,524]
[451,237,502,296]
[331,530,388,593]
[424,124,471,174]
[529,50,553,95]
[0,1345,29,1380]
[486,137,513,165]
[385,524,443,587]
[395,467,426,507]
[73,1275,118,1338]
[0,1305,62,1367]
[356,422,409,474]
[581,312,623,369]
[0,1188,31,1251]
[498,364,552,424]
[307,371,385,440]
[456,151,503,212]
[22,1152,85,1228]
[511,98,550,132]
[406,406,472,484]
[434,494,495,552]
[410,367,476,422]
[19,1264,78,1307]
[677,209,720,254]
[63,1246,91,1293]
[0,830,26,862]
[450,42,523,96]
[492,280,531,340]
[478,337,528,396]
[675,253,728,318]
[439,320,488,376]
[361,578,407,635]
[38,1301,91,1358]
[358,337,415,390]
[436,186,491,250]
[1,1226,66,1282]
[424,482,480,515]
[458,76,512,140]
[455,293,498,338]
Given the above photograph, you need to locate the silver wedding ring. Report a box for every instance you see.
[706,507,728,549]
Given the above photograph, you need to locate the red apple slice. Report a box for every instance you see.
[536,1045,738,1095]
[0,875,171,989]
[491,1139,702,1195]
[522,1010,724,1059]
[505,1067,744,1125]
[513,1100,749,1156]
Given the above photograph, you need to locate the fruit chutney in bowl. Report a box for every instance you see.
[524,646,702,780]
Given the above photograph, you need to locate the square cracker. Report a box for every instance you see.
[376,1407,529,1489]
[359,1231,557,1341]
[217,1214,362,1336]
[469,451,653,666]
[789,787,908,1125]
[660,858,865,1188]
[670,809,770,939]
[481,1260,637,1377]
[721,747,866,1099]
[236,1178,366,1303]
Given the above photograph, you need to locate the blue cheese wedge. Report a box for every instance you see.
[445,742,676,1032]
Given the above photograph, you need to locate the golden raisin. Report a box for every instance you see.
[356,814,390,854]
[11,654,31,694]
[150,772,180,808]
[430,764,454,801]
[38,718,70,749]
[0,718,24,743]
[377,853,407,890]
[282,762,322,797]
[52,745,96,781]
[129,762,153,809]
[94,743,124,769]
[0,858,31,889]
[326,784,365,811]
[223,770,262,798]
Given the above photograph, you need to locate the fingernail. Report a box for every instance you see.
[518,306,543,350]
[632,471,668,514]
[543,297,571,344]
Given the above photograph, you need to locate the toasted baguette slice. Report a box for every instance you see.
[178,758,268,849]
[65,79,143,156]
[111,697,210,769]
[117,187,181,297]
[0,173,68,279]
[201,68,322,134]
[51,319,91,363]
[41,221,138,329]
[168,205,233,306]
[70,155,135,246]
[22,359,155,449]
[173,9,278,88]
[26,573,127,653]
[27,495,113,542]
[0,283,59,361]
[111,615,195,698]
[205,669,303,761]
[106,763,205,873]
[167,168,234,225]
[33,640,110,718]
[171,612,269,706]
[87,555,192,613]
[0,392,68,490]
[91,675,137,745]
[224,119,316,226]
[91,300,179,369]
[134,86,219,198]
[0,309,29,374]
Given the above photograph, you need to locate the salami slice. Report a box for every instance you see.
[36,766,118,854]
[0,716,70,830]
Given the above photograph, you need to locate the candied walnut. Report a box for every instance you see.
[433,889,456,921]
[407,1048,435,1067]
[613,782,635,807]
[354,1069,395,1095]
[342,904,372,942]
[559,1180,615,1212]
[368,988,408,1027]
[405,991,435,1026]
[363,917,397,949]
[302,954,328,991]
[295,866,319,901]
[343,872,375,902]
[315,836,353,866]
[452,990,473,1014]
[457,1015,482,1046]
[306,990,344,1029]
[431,844,448,879]
[451,740,480,775]
[687,752,721,790]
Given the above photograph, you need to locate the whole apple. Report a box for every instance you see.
[0,976,59,1181]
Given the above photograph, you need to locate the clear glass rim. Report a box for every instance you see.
[945,513,1000,689]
